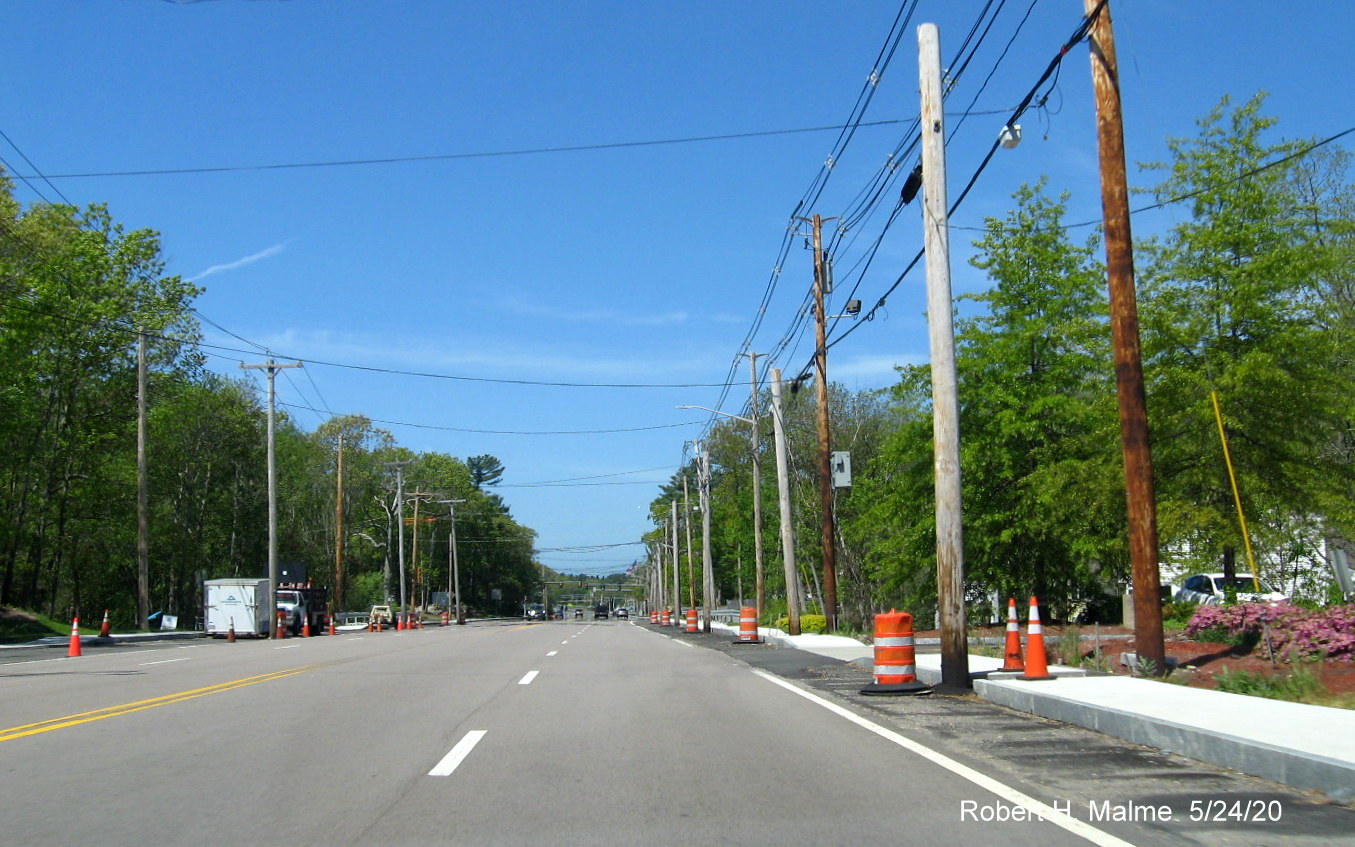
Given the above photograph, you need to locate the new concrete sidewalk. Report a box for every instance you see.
[721,622,1355,803]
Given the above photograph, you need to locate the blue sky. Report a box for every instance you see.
[5,1,1354,576]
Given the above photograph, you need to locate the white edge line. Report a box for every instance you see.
[750,669,1139,847]
[139,657,190,666]
[518,670,539,685]
[428,730,488,777]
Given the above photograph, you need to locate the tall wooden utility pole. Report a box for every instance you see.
[682,473,695,611]
[241,358,303,636]
[918,23,969,689]
[770,368,801,635]
[408,491,431,615]
[809,214,840,630]
[670,499,680,618]
[740,352,767,622]
[137,329,149,631]
[698,442,714,632]
[1085,0,1165,672]
[334,432,345,610]
[381,460,411,624]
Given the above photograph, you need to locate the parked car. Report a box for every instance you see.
[526,604,548,621]
[614,607,629,619]
[1174,572,1287,605]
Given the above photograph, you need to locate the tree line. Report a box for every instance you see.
[0,172,538,628]
[646,96,1355,632]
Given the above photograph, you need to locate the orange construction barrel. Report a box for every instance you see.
[733,606,761,644]
[685,608,698,633]
[860,609,930,695]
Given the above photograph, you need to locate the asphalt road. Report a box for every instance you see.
[1,620,1350,846]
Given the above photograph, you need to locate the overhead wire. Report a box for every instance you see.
[795,0,1112,375]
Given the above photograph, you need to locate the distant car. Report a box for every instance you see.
[574,608,583,619]
[614,607,629,619]
[526,604,548,621]
[594,604,609,620]
[1174,573,1287,606]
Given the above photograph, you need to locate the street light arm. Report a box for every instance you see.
[676,404,754,425]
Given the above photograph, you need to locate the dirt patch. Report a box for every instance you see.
[0,605,54,644]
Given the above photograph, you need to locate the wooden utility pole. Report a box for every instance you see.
[137,329,149,631]
[670,499,680,618]
[918,23,969,689]
[770,368,801,635]
[809,214,840,630]
[380,460,412,622]
[408,491,431,614]
[241,358,303,636]
[682,474,695,611]
[334,432,345,610]
[698,442,714,632]
[1085,0,1165,672]
[740,351,767,622]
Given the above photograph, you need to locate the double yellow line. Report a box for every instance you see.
[0,664,319,743]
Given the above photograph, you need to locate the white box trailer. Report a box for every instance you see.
[204,578,271,637]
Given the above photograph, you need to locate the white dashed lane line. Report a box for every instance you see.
[518,670,539,685]
[428,730,487,777]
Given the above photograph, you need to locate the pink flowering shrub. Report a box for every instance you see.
[1185,603,1355,662]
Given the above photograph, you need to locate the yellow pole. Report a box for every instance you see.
[1210,391,1261,589]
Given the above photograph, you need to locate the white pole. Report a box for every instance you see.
[770,369,801,635]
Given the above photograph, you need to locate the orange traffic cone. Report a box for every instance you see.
[303,616,312,638]
[67,617,82,658]
[227,616,236,643]
[327,614,336,636]
[1020,596,1055,681]
[999,597,1024,671]
[99,609,111,638]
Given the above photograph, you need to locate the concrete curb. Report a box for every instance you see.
[970,674,1355,803]
[721,621,1355,804]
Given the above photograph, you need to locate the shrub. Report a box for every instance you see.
[773,613,828,634]
[1161,601,1198,628]
[1185,603,1355,662]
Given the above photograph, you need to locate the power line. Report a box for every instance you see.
[275,400,702,436]
[15,121,905,180]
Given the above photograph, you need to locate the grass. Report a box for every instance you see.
[0,606,70,644]
[1213,666,1355,709]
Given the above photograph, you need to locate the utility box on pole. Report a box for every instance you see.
[831,451,852,488]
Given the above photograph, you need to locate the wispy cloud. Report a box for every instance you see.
[832,353,925,387]
[191,241,291,281]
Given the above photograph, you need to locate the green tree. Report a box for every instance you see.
[1138,94,1354,582]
